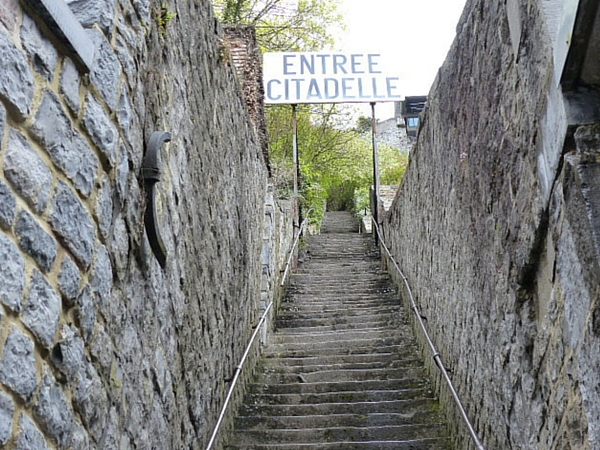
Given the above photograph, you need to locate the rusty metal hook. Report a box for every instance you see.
[142,131,171,268]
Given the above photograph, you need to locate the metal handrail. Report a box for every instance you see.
[205,301,273,450]
[206,211,310,450]
[371,218,486,450]
[280,213,310,287]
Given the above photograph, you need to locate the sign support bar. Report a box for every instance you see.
[371,102,381,242]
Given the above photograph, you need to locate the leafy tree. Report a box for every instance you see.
[212,0,343,52]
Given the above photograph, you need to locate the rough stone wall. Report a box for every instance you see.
[0,0,277,448]
[384,0,600,449]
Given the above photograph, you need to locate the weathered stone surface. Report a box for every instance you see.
[32,90,99,197]
[0,0,19,33]
[91,244,113,306]
[87,29,120,109]
[51,325,85,383]
[5,129,53,214]
[66,0,116,37]
[0,233,25,313]
[49,181,96,268]
[0,391,14,445]
[15,413,51,450]
[16,210,57,273]
[0,100,5,140]
[111,214,129,277]
[58,255,81,307]
[76,286,96,341]
[83,95,118,166]
[60,58,81,114]
[34,369,75,447]
[0,33,34,120]
[23,270,62,349]
[96,174,113,240]
[74,362,108,442]
[70,421,91,450]
[0,179,16,229]
[0,328,38,402]
[20,14,59,81]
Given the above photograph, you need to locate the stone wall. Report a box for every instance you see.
[384,0,600,449]
[0,0,283,448]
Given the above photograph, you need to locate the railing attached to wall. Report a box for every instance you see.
[371,218,486,450]
[205,214,310,450]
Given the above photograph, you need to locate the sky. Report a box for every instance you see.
[335,0,468,119]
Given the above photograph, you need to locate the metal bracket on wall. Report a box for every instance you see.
[142,131,171,268]
[20,0,95,72]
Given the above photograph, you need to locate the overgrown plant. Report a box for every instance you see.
[155,3,177,35]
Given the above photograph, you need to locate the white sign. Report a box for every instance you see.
[263,52,402,104]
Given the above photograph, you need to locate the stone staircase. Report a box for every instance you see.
[225,211,450,449]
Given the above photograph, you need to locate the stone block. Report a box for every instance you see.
[49,181,96,268]
[0,327,38,402]
[20,14,59,81]
[83,95,118,167]
[91,244,113,306]
[0,179,16,230]
[58,254,81,307]
[0,33,35,120]
[66,0,116,37]
[60,58,81,115]
[0,391,14,445]
[0,100,5,140]
[15,413,51,450]
[23,270,62,349]
[0,233,25,313]
[76,286,96,341]
[32,90,99,197]
[87,29,120,109]
[34,369,74,447]
[74,362,108,442]
[70,420,91,450]
[51,325,85,383]
[16,209,57,272]
[96,174,113,241]
[5,129,53,214]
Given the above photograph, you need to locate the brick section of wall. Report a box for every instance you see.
[0,1,283,449]
[383,1,600,449]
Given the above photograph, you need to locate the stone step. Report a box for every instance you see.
[265,337,406,354]
[228,423,446,445]
[263,343,417,359]
[224,438,449,450]
[244,388,434,406]
[238,398,441,417]
[253,367,429,384]
[259,358,424,374]
[248,378,431,395]
[235,411,445,430]
[261,352,420,367]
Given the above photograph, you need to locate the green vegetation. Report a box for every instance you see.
[211,0,409,228]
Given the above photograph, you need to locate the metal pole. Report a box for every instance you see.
[291,104,299,227]
[371,102,380,240]
[291,104,300,268]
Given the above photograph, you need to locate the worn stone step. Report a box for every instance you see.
[247,378,431,395]
[259,358,424,374]
[265,337,406,355]
[224,438,449,449]
[229,423,446,445]
[244,388,435,406]
[238,398,441,417]
[235,411,445,430]
[254,367,428,384]
[270,327,413,345]
[261,352,419,367]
